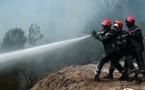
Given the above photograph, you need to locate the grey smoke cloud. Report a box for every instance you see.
[1,0,145,42]
[0,0,99,42]
[1,0,145,67]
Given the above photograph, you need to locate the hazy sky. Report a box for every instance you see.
[0,0,100,42]
[0,0,145,43]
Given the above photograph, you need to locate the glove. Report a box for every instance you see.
[91,31,96,37]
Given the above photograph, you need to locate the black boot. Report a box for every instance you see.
[94,70,100,81]
[118,70,128,80]
[140,70,145,82]
[104,66,115,79]
[94,74,100,81]
[133,75,142,84]
[141,70,145,75]
[104,73,113,79]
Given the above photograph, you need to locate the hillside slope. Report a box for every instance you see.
[31,63,145,90]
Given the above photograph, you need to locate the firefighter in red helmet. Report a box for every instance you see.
[126,16,135,23]
[92,19,128,81]
[102,19,111,28]
[125,16,145,81]
[104,19,140,81]
[114,19,123,31]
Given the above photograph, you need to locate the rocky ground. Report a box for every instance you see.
[31,63,145,90]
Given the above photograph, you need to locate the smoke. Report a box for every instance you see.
[0,0,144,64]
[0,0,105,78]
[0,0,97,42]
[1,1,145,88]
[1,0,145,41]
[110,0,145,25]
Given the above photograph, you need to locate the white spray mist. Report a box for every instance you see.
[0,35,91,69]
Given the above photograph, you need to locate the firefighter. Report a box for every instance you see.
[104,20,135,80]
[125,16,145,79]
[92,19,128,81]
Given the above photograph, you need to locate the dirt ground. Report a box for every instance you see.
[31,63,145,90]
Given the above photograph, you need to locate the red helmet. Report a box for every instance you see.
[102,19,111,26]
[125,16,135,23]
[114,19,123,28]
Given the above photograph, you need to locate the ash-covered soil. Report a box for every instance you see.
[31,63,145,90]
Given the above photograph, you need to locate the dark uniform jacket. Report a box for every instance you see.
[128,25,144,52]
[111,30,130,50]
[95,29,118,54]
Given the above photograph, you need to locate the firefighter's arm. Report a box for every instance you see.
[91,31,104,40]
[98,32,112,41]
[128,29,142,39]
[92,31,97,37]
[91,31,100,39]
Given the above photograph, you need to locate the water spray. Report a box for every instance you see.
[0,35,91,66]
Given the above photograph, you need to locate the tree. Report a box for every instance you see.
[19,62,38,90]
[27,23,43,45]
[1,28,28,89]
[2,28,27,51]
